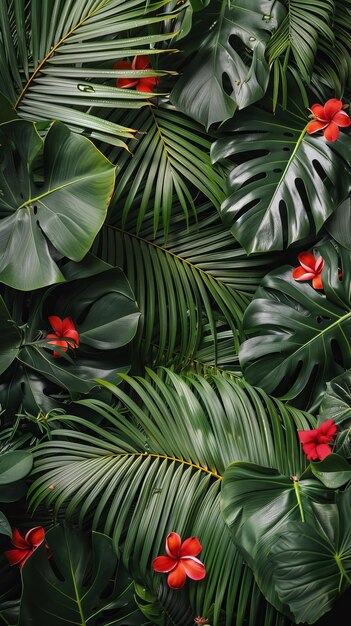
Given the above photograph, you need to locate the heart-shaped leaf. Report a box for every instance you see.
[211,89,351,253]
[221,461,334,613]
[19,526,147,626]
[0,120,115,290]
[0,451,33,485]
[240,240,351,411]
[271,492,351,624]
[171,0,283,128]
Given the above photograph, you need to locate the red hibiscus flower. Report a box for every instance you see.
[306,98,351,142]
[113,55,160,93]
[153,532,206,589]
[4,527,45,569]
[292,252,324,289]
[46,316,79,358]
[298,419,337,461]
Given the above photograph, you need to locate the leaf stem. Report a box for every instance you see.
[293,478,305,522]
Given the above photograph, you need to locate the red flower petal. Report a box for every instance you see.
[179,537,202,558]
[317,419,337,440]
[153,555,177,573]
[48,316,63,335]
[113,61,132,71]
[167,562,187,589]
[297,252,317,272]
[314,256,324,273]
[302,442,319,460]
[323,121,340,142]
[298,429,318,444]
[181,556,206,581]
[316,443,333,460]
[292,267,316,281]
[306,120,328,135]
[11,528,28,549]
[18,549,36,569]
[136,77,159,93]
[324,98,343,119]
[332,111,351,128]
[116,77,138,89]
[166,532,181,558]
[309,104,328,121]
[4,548,28,566]
[46,336,69,350]
[132,55,151,70]
[312,274,323,290]
[25,527,45,547]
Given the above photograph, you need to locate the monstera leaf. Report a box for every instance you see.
[0,266,140,418]
[211,90,351,253]
[0,296,21,375]
[271,492,351,624]
[171,0,284,128]
[221,461,334,615]
[0,119,115,290]
[19,525,148,626]
[319,370,351,458]
[326,198,351,250]
[240,240,351,411]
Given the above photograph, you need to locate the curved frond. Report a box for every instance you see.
[29,369,314,626]
[0,0,178,147]
[103,105,226,237]
[93,203,277,367]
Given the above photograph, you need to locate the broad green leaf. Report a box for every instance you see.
[0,511,11,537]
[0,450,33,485]
[211,91,351,253]
[271,492,351,624]
[19,526,148,626]
[221,461,334,613]
[0,268,140,418]
[0,480,27,503]
[240,240,351,411]
[29,370,312,626]
[171,0,284,127]
[326,198,351,250]
[311,454,351,488]
[0,120,115,290]
[0,296,21,375]
[319,369,351,458]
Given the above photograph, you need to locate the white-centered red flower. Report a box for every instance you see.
[306,98,351,142]
[292,252,324,290]
[153,532,206,589]
[46,316,79,358]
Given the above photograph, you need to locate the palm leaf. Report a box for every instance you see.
[267,0,334,80]
[0,0,178,148]
[102,104,226,237]
[29,369,313,626]
[93,202,278,367]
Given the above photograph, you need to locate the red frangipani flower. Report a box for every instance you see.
[298,419,337,461]
[4,527,45,569]
[292,252,324,289]
[153,532,206,589]
[113,55,160,93]
[46,316,79,358]
[306,98,351,142]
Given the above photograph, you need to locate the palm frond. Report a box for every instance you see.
[0,0,179,147]
[29,369,314,626]
[93,202,277,368]
[102,104,226,237]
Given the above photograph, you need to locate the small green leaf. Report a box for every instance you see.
[0,451,33,485]
[311,454,351,488]
[0,511,12,537]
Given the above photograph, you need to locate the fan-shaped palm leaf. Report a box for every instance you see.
[93,203,278,367]
[103,104,226,237]
[29,369,313,626]
[0,0,178,148]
